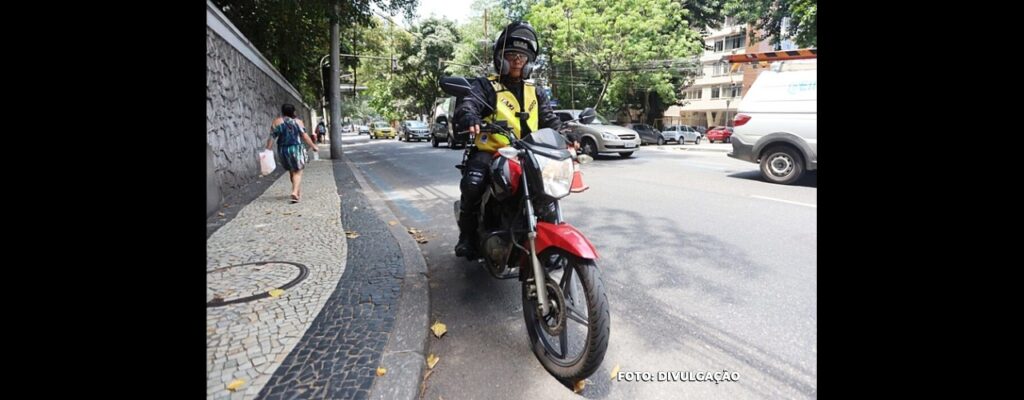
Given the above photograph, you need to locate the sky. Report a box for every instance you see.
[389,0,478,27]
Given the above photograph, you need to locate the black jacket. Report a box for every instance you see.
[453,76,562,138]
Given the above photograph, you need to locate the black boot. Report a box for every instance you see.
[455,210,479,258]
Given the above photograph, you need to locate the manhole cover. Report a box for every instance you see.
[206,261,308,307]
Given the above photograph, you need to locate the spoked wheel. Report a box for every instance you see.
[522,249,610,382]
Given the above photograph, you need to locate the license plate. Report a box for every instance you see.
[625,142,636,148]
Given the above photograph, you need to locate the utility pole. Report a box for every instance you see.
[329,3,343,158]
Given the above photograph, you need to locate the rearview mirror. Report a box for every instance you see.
[439,77,472,97]
[579,108,597,125]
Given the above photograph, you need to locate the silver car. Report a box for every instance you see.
[662,125,703,144]
[555,109,642,158]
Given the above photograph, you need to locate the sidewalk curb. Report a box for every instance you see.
[343,156,431,400]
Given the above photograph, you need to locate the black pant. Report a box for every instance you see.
[458,149,494,241]
[460,150,494,212]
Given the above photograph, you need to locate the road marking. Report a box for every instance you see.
[751,195,817,208]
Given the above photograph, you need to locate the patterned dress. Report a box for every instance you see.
[271,118,307,171]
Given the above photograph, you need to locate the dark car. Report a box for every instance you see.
[400,120,431,142]
[628,123,676,145]
[430,97,470,149]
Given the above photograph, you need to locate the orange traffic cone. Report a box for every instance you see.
[570,160,589,193]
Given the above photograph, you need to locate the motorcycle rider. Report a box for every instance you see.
[453,21,570,258]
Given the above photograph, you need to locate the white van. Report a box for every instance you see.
[728,63,816,184]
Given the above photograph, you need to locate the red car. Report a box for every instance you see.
[707,126,733,143]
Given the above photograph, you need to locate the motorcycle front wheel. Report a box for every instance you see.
[522,249,610,381]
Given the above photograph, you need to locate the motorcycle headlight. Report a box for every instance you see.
[601,132,617,140]
[534,155,574,199]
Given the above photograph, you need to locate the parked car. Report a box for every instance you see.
[355,125,370,135]
[555,109,641,158]
[661,125,703,144]
[370,121,395,139]
[430,96,470,149]
[628,123,678,145]
[706,126,733,143]
[400,120,431,142]
[728,67,817,184]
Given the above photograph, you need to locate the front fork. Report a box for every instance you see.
[521,166,551,316]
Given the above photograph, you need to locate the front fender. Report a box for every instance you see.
[534,221,599,260]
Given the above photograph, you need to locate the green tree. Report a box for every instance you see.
[526,0,704,121]
[449,0,510,77]
[358,16,414,121]
[211,0,419,106]
[723,0,816,48]
[393,17,462,118]
[676,0,726,31]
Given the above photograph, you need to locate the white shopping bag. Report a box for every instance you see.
[259,149,276,175]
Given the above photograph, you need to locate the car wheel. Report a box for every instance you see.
[432,136,439,147]
[657,137,664,146]
[695,137,701,145]
[760,146,805,185]
[582,137,598,158]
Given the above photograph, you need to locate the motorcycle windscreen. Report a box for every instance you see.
[523,128,568,150]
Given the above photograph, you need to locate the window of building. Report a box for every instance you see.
[714,40,724,52]
[728,35,745,50]
[731,84,742,98]
[711,87,720,99]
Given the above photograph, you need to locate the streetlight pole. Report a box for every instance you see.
[319,54,330,125]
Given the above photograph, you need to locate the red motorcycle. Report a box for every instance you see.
[441,77,610,381]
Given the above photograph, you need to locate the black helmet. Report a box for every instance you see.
[493,21,539,78]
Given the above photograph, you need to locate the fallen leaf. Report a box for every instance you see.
[227,379,245,391]
[388,221,398,226]
[345,231,360,239]
[573,379,586,394]
[407,228,420,234]
[610,364,621,381]
[283,211,295,216]
[430,321,447,338]
[268,289,285,298]
[426,354,439,369]
[217,212,225,217]
[416,237,428,244]
[376,367,387,376]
